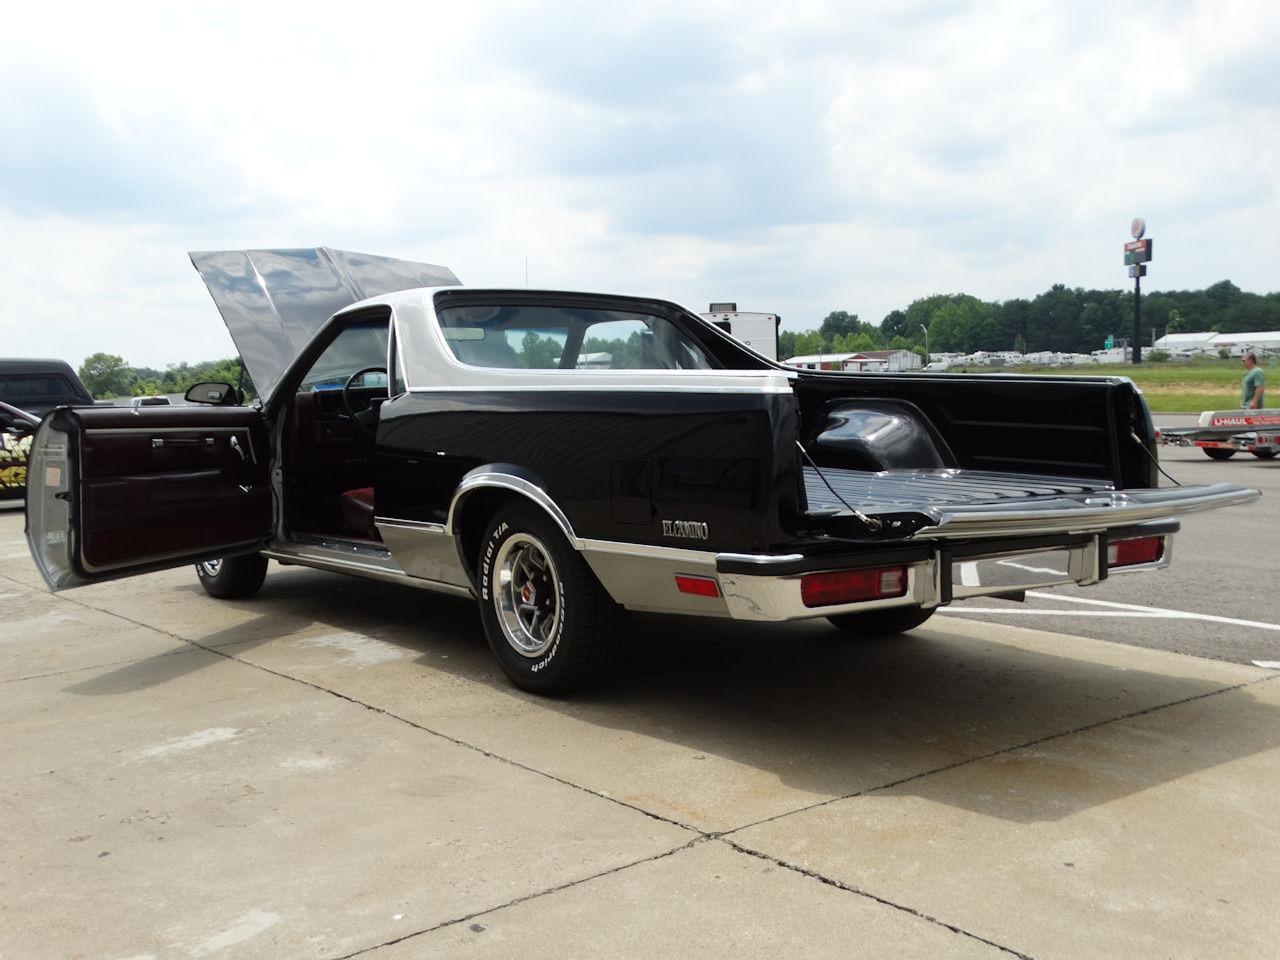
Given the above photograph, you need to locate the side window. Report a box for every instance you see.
[437,305,717,371]
[299,320,390,392]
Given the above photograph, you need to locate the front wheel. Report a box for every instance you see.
[826,606,935,637]
[1251,449,1277,460]
[1203,448,1236,461]
[477,506,624,695]
[195,554,268,599]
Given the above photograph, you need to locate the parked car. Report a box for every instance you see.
[0,359,95,499]
[18,247,1260,693]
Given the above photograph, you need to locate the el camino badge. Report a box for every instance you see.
[661,519,709,540]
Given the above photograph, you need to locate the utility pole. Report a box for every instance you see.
[1123,219,1153,364]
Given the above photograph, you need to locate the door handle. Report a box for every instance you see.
[229,435,248,461]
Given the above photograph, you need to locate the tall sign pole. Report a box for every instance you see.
[1124,219,1152,364]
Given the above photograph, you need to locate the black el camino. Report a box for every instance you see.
[12,248,1259,693]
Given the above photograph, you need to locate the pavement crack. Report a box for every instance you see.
[720,839,1036,959]
[326,836,710,960]
[54,592,706,838]
[722,671,1280,837]
[0,646,204,685]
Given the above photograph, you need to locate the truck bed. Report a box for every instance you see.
[803,466,1114,514]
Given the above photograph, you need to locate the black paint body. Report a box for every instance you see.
[373,369,1156,554]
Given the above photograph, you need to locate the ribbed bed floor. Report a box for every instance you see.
[803,466,1114,514]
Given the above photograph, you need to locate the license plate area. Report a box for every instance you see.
[950,545,1084,599]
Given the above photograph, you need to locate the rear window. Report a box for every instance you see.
[0,374,81,403]
[436,304,717,371]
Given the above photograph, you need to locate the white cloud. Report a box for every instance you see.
[0,0,1277,369]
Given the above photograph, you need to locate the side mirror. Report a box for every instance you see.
[0,399,40,435]
[184,381,242,406]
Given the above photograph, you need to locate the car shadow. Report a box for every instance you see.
[66,565,1280,826]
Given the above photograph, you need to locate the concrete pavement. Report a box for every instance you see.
[2,508,1278,959]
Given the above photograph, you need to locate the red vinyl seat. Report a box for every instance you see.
[339,487,379,540]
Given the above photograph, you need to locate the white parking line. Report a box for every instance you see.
[943,590,1280,633]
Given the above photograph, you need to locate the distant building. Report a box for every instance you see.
[1152,330,1280,357]
[785,349,921,372]
[1152,331,1217,352]
[1208,331,1280,355]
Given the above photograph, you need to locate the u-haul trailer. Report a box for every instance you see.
[1159,409,1280,461]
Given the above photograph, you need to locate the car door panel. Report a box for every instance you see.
[25,406,271,589]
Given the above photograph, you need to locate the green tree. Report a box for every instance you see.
[519,331,564,369]
[819,310,861,342]
[78,353,130,397]
[776,330,800,361]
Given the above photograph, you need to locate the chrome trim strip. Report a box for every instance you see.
[263,544,473,598]
[374,516,447,534]
[581,538,716,564]
[445,471,580,547]
[406,383,794,395]
[714,552,807,566]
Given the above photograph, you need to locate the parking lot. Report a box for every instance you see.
[2,431,1278,959]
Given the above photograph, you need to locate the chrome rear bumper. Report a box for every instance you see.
[715,529,1171,623]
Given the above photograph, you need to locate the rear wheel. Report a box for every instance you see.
[195,554,268,599]
[1251,449,1277,460]
[1203,448,1236,460]
[477,505,624,695]
[826,606,935,637]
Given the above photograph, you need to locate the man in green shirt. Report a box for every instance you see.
[1241,352,1265,409]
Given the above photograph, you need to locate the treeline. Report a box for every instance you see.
[780,280,1280,359]
[77,353,252,399]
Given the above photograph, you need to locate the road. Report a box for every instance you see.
[948,415,1279,666]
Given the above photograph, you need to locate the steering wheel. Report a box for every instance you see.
[342,366,388,436]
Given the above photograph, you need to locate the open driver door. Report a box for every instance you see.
[25,405,271,590]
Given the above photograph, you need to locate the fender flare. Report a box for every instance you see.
[445,464,582,550]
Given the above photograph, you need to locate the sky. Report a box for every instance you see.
[1,0,1277,369]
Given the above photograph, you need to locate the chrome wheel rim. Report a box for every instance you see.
[200,559,223,577]
[493,533,561,658]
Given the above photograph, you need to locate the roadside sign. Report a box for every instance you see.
[1129,264,1147,278]
[1123,238,1153,265]
[1131,218,1146,239]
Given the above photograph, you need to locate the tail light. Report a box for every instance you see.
[801,565,908,608]
[1107,535,1164,568]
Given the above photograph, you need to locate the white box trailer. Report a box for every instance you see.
[1159,408,1280,461]
[701,303,780,361]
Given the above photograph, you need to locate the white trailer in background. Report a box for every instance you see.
[1160,409,1280,460]
[701,303,780,361]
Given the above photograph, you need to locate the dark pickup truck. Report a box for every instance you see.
[0,359,95,499]
[16,248,1261,694]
